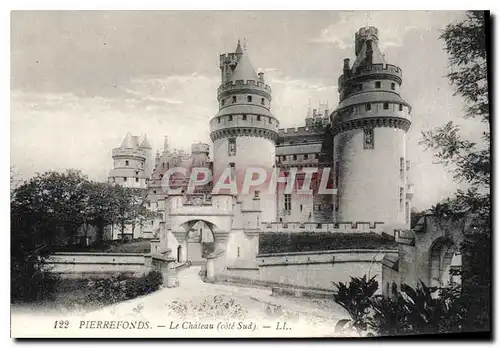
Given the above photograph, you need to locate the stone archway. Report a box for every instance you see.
[428,237,461,288]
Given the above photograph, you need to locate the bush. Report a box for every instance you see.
[333,276,469,336]
[259,232,397,254]
[84,270,163,306]
[11,257,60,303]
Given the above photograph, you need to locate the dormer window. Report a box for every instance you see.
[261,98,265,105]
[399,104,403,111]
[293,155,297,161]
[228,115,233,121]
[247,96,252,103]
[375,81,381,88]
[391,83,396,90]
[123,177,127,182]
[221,99,226,106]
[242,114,247,120]
[257,115,261,121]
[232,96,237,103]
[125,160,129,166]
[135,177,139,182]
[217,117,221,123]
[365,103,371,111]
[383,102,389,110]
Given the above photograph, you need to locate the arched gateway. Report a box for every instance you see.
[160,192,258,282]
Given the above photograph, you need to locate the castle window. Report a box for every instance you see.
[365,103,371,111]
[228,138,236,156]
[247,96,252,103]
[293,154,297,161]
[257,115,261,121]
[229,163,236,180]
[391,83,396,90]
[125,160,129,166]
[232,96,237,103]
[284,194,292,211]
[383,102,389,110]
[242,114,247,120]
[399,104,403,111]
[261,98,265,105]
[364,129,374,149]
[375,81,381,88]
[228,115,233,121]
[135,177,139,182]
[123,177,127,182]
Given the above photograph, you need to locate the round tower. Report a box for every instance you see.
[331,27,412,227]
[209,41,280,222]
[108,132,148,189]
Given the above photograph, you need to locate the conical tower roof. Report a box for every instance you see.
[140,134,152,148]
[230,51,259,82]
[120,132,134,148]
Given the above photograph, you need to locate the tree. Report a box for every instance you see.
[420,11,490,332]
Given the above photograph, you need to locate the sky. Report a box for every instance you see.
[10,10,487,210]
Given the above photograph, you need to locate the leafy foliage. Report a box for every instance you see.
[333,278,468,336]
[418,10,490,333]
[11,169,153,303]
[333,275,378,334]
[84,270,163,306]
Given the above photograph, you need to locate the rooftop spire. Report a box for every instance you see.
[235,39,243,55]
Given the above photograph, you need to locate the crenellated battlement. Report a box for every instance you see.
[217,79,272,94]
[278,125,325,137]
[261,221,385,233]
[112,147,147,159]
[339,63,402,86]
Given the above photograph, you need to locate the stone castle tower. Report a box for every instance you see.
[108,133,153,189]
[331,26,413,227]
[209,40,280,223]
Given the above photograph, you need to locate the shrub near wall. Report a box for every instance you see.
[84,270,163,306]
[259,232,398,254]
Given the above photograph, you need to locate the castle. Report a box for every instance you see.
[104,27,461,294]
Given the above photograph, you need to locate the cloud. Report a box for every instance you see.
[310,11,466,50]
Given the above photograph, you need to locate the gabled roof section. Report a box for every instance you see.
[230,51,259,82]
